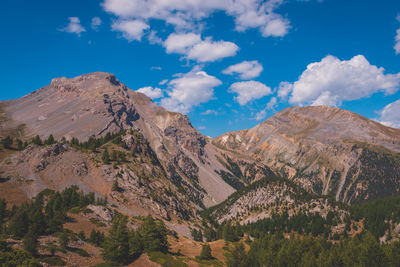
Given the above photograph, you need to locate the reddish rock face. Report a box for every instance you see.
[213,106,400,204]
[1,72,399,232]
[0,72,235,221]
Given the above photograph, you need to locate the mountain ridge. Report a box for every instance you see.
[1,72,400,235]
[213,105,400,204]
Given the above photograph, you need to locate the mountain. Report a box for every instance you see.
[213,106,400,204]
[0,72,236,231]
[1,72,400,231]
[1,72,400,266]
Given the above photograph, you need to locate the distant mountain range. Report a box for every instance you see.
[1,72,399,236]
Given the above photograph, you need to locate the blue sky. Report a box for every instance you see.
[1,0,400,137]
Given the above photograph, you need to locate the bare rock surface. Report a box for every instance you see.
[214,106,400,204]
[0,72,234,208]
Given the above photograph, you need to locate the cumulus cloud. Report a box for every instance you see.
[222,60,263,79]
[147,30,163,44]
[137,86,163,99]
[163,33,238,62]
[160,68,222,113]
[229,80,272,105]
[378,99,400,128]
[91,17,102,30]
[254,96,277,121]
[277,81,293,101]
[164,33,201,54]
[60,17,86,36]
[187,39,239,62]
[112,20,149,41]
[286,55,400,106]
[261,15,290,37]
[102,0,290,37]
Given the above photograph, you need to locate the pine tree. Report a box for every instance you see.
[16,139,23,150]
[199,244,213,260]
[137,216,169,253]
[32,135,42,146]
[102,150,110,164]
[45,240,57,256]
[191,229,203,242]
[0,199,6,223]
[204,227,217,242]
[111,150,118,162]
[45,134,55,145]
[78,230,86,241]
[227,243,247,267]
[129,231,143,259]
[118,152,126,162]
[102,216,130,264]
[59,231,69,250]
[8,209,29,238]
[23,228,38,256]
[1,136,13,149]
[223,223,239,242]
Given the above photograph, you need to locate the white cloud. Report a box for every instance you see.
[148,30,162,44]
[254,96,277,121]
[198,125,206,130]
[201,109,218,115]
[277,81,293,100]
[163,33,201,54]
[395,28,400,55]
[102,0,291,38]
[112,20,149,41]
[163,33,238,62]
[187,39,239,62]
[378,99,400,128]
[160,68,222,113]
[222,60,263,79]
[286,55,400,106]
[254,109,267,121]
[159,79,168,85]
[229,80,272,105]
[266,96,277,110]
[261,16,289,37]
[150,66,162,70]
[91,17,102,30]
[60,17,86,36]
[137,86,163,99]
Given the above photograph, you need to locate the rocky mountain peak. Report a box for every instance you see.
[214,105,400,204]
[0,72,236,208]
[48,72,128,97]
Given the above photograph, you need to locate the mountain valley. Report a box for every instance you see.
[0,72,400,266]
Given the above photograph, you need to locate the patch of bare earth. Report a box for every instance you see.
[168,235,229,264]
[129,254,161,267]
[64,212,109,236]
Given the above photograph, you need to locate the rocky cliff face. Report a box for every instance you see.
[213,106,400,204]
[1,73,400,235]
[0,73,234,227]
